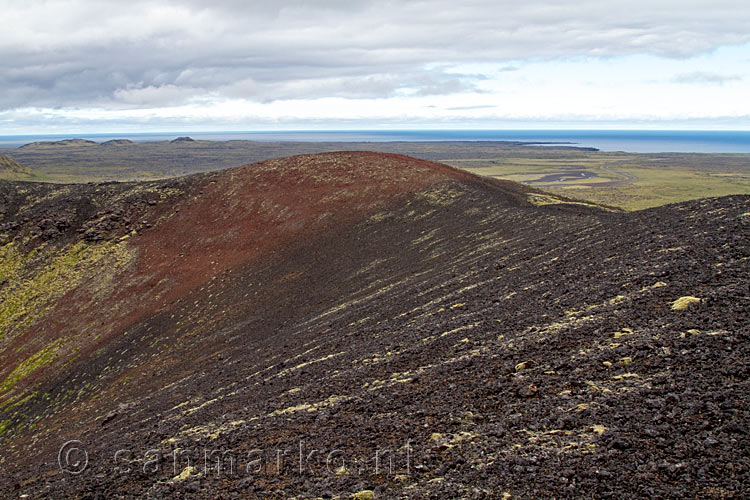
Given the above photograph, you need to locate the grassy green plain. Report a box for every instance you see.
[447,151,750,211]
[1,140,749,211]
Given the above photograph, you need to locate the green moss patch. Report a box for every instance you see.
[671,296,701,311]
[0,341,63,395]
[0,239,135,340]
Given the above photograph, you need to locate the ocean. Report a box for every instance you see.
[1,130,750,153]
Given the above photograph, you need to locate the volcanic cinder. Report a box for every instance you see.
[0,152,748,499]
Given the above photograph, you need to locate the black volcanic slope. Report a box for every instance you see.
[0,152,748,499]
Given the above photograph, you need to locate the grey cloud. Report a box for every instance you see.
[218,69,479,101]
[113,85,204,106]
[1,0,749,111]
[219,75,401,101]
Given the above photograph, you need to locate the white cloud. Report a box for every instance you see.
[672,72,743,85]
[1,0,749,130]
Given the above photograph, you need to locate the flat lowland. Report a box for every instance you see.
[449,150,750,210]
[0,152,748,498]
[2,139,749,210]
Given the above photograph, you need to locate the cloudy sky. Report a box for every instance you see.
[2,0,749,133]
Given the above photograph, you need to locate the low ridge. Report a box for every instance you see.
[0,152,747,498]
[18,138,99,150]
[0,155,31,176]
[100,139,136,146]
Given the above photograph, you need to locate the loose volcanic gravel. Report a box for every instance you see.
[0,153,748,499]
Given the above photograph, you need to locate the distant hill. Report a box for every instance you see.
[100,139,135,146]
[19,138,98,149]
[170,136,195,143]
[0,152,748,498]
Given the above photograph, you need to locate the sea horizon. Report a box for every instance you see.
[2,129,750,154]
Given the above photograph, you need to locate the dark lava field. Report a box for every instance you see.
[0,152,748,499]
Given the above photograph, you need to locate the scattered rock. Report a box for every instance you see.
[351,490,375,500]
[671,296,701,310]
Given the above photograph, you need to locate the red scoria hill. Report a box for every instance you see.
[0,152,748,499]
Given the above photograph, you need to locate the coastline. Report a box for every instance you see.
[2,130,750,153]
